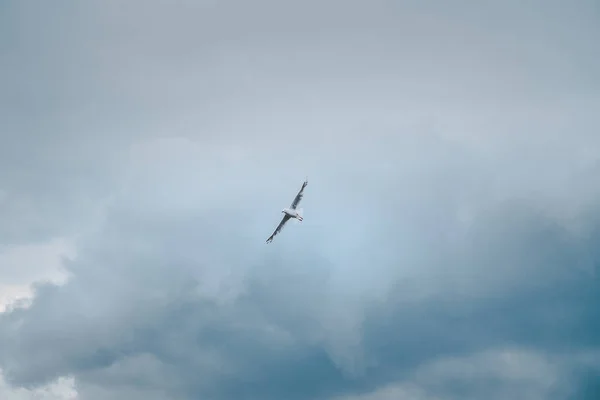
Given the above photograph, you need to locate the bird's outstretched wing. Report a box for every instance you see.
[266,214,292,243]
[289,179,308,210]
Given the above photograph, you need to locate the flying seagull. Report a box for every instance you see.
[266,178,308,243]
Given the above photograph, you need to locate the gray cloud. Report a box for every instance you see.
[1,0,599,399]
[335,348,600,400]
[1,135,599,399]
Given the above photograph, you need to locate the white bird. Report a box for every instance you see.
[266,178,308,244]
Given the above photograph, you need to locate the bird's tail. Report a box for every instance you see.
[291,208,304,224]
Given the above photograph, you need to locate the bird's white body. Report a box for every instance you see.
[282,207,303,221]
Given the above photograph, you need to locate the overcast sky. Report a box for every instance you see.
[1,1,599,399]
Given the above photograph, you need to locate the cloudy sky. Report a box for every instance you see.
[1,1,599,399]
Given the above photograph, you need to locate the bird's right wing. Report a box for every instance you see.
[289,179,308,210]
[266,214,292,243]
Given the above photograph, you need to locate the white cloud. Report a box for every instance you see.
[0,371,76,400]
[0,238,75,312]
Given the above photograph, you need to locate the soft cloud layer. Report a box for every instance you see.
[0,372,76,400]
[1,0,599,399]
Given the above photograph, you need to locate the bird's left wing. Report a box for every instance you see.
[289,179,308,210]
[266,214,292,243]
